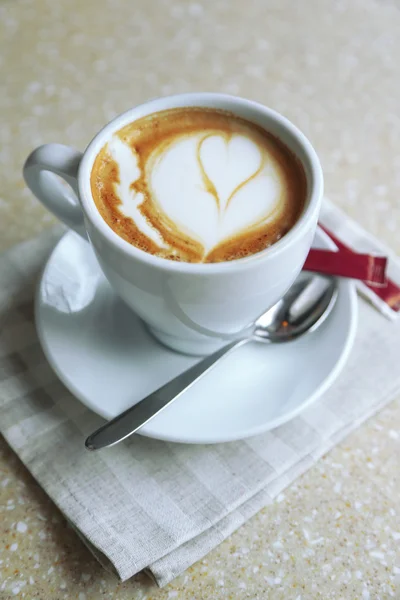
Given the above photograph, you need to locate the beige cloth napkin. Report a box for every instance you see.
[1,201,400,587]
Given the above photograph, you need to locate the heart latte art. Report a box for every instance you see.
[91,108,306,262]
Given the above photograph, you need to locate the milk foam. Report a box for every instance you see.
[107,137,166,247]
[108,130,284,254]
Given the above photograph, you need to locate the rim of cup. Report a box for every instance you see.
[79,93,323,274]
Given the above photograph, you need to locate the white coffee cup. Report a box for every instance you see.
[23,93,323,355]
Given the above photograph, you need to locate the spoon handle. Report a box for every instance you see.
[85,338,247,450]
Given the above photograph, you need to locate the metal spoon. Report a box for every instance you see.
[85,273,338,451]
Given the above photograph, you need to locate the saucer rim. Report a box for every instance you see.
[35,230,358,444]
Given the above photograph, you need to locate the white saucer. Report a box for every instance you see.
[35,229,358,444]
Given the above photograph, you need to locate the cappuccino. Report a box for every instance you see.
[91,108,306,263]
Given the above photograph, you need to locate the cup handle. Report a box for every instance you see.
[23,143,86,239]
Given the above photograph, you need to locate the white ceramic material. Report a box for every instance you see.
[35,228,357,444]
[24,93,324,355]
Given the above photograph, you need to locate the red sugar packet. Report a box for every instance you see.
[304,248,387,287]
[316,200,400,319]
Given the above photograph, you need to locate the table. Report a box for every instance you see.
[1,0,399,597]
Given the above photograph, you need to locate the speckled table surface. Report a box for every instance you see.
[1,0,400,598]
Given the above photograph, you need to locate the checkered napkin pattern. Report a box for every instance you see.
[1,203,400,587]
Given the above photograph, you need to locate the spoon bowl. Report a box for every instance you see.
[254,273,338,342]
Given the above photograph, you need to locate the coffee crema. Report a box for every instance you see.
[90,107,307,263]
